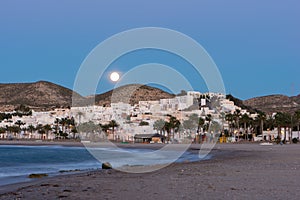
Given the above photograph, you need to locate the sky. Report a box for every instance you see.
[0,0,299,100]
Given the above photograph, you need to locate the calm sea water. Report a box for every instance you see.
[0,145,100,186]
[0,145,206,186]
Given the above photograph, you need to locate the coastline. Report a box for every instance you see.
[1,143,299,199]
[0,140,85,147]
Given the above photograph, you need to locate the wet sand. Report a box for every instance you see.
[0,143,299,200]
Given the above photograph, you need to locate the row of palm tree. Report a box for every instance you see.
[2,109,299,142]
[153,115,181,142]
[0,117,78,140]
[53,117,76,139]
[153,114,220,143]
[223,109,300,142]
[76,120,120,141]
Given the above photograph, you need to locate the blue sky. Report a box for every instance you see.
[0,0,299,100]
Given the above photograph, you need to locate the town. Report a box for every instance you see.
[0,91,299,144]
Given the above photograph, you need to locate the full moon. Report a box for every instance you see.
[110,72,120,82]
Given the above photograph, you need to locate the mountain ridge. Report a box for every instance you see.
[243,94,300,114]
[0,81,174,111]
[0,81,300,113]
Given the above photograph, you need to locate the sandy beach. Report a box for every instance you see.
[0,142,299,200]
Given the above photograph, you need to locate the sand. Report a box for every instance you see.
[0,143,299,200]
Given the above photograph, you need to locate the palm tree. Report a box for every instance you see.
[43,124,52,140]
[255,111,266,140]
[275,112,291,142]
[59,118,68,134]
[15,120,25,128]
[0,127,6,138]
[54,118,60,137]
[233,109,241,140]
[225,113,234,136]
[219,112,226,134]
[108,120,119,141]
[153,119,165,135]
[173,118,181,140]
[168,116,181,141]
[28,124,35,135]
[7,125,20,139]
[100,123,110,136]
[240,113,251,140]
[205,114,212,127]
[265,115,275,132]
[197,117,205,134]
[196,117,205,143]
[66,117,75,135]
[294,110,300,139]
[164,121,172,142]
[36,124,45,139]
[76,111,84,125]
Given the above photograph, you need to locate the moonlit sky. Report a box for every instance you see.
[0,0,299,100]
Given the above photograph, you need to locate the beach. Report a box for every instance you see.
[0,142,299,200]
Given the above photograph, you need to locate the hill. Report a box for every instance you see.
[226,94,258,113]
[0,82,175,111]
[243,94,300,114]
[0,81,84,111]
[1,81,300,114]
[92,84,175,106]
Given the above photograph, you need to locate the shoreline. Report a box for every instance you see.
[1,143,299,199]
[0,141,212,186]
[0,140,85,147]
[0,146,223,196]
[0,141,216,188]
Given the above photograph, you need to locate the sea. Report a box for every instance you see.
[0,145,208,187]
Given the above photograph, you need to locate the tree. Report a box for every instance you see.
[197,117,205,134]
[139,121,149,126]
[164,121,172,142]
[153,119,165,135]
[77,121,100,140]
[36,124,45,139]
[76,111,84,125]
[294,110,300,139]
[78,121,100,133]
[265,115,275,132]
[183,118,195,135]
[71,127,78,139]
[0,127,6,134]
[255,111,266,140]
[240,113,251,140]
[194,114,205,143]
[182,114,201,143]
[225,113,234,136]
[219,112,226,134]
[169,116,181,141]
[100,123,110,136]
[275,112,291,142]
[66,117,75,134]
[15,120,25,128]
[163,116,180,142]
[28,125,35,135]
[6,125,20,138]
[54,118,60,137]
[108,120,119,141]
[43,124,52,140]
[59,118,68,133]
[205,114,212,127]
[233,109,241,140]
